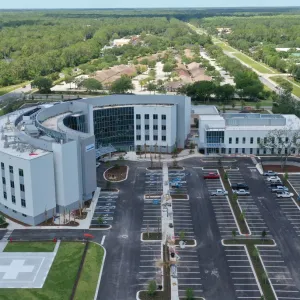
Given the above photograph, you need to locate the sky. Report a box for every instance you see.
[0,0,299,9]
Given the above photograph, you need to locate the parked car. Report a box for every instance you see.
[233,189,250,196]
[276,191,294,198]
[203,172,220,179]
[267,176,282,183]
[171,182,182,188]
[269,183,284,188]
[264,170,278,176]
[271,186,289,193]
[211,189,228,196]
[231,183,249,190]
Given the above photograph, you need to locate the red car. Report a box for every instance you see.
[203,172,220,179]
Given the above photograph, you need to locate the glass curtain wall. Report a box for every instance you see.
[93,107,134,150]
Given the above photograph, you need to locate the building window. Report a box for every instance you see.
[228,148,232,154]
[256,148,260,155]
[145,114,149,120]
[20,184,25,192]
[10,181,14,188]
[162,115,166,120]
[263,148,267,154]
[136,125,141,130]
[145,125,149,130]
[153,125,158,130]
[12,195,15,204]
[162,136,166,141]
[9,166,13,174]
[242,148,245,154]
[162,125,166,130]
[271,148,274,154]
[285,137,289,143]
[153,135,158,141]
[250,137,253,144]
[278,148,282,154]
[12,210,17,213]
[19,169,24,177]
[242,137,246,144]
[250,148,253,154]
[4,206,8,209]
[2,177,5,185]
[257,137,260,144]
[21,199,26,208]
[235,148,238,154]
[285,148,288,154]
[136,135,141,141]
[22,214,27,217]
[229,138,232,144]
[236,138,239,144]
[278,137,282,143]
[3,192,7,199]
[145,135,149,141]
[153,114,158,120]
[1,163,4,170]
[136,114,141,120]
[264,137,267,144]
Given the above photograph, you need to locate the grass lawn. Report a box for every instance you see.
[4,242,55,252]
[233,53,276,74]
[0,82,29,96]
[216,41,236,52]
[74,242,104,300]
[0,242,85,300]
[224,239,276,300]
[270,76,300,97]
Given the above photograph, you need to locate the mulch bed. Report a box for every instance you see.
[171,194,188,200]
[89,225,110,229]
[72,210,87,220]
[169,167,184,170]
[142,232,162,240]
[104,165,128,181]
[40,220,80,227]
[0,222,8,228]
[147,167,162,170]
[101,188,119,192]
[262,164,300,172]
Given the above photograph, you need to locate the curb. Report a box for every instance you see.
[103,165,129,183]
[93,242,107,300]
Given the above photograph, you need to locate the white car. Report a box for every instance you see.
[211,189,228,196]
[276,192,294,198]
[267,176,281,183]
[233,189,250,196]
[264,170,278,176]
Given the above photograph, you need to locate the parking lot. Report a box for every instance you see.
[137,242,162,289]
[175,247,203,299]
[226,169,271,237]
[224,245,262,299]
[289,174,300,195]
[258,245,300,299]
[91,191,119,227]
[141,197,161,232]
[169,170,188,195]
[145,171,163,195]
[202,169,239,238]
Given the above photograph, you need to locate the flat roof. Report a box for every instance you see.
[199,115,224,121]
[192,105,219,115]
[42,112,71,131]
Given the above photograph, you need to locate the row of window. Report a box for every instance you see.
[2,178,25,191]
[228,136,291,145]
[1,204,27,217]
[1,163,24,177]
[136,125,167,130]
[136,135,167,141]
[226,148,294,155]
[136,114,167,120]
[3,192,26,207]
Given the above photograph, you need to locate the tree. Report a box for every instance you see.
[147,82,157,94]
[261,229,267,242]
[65,75,75,89]
[97,215,104,225]
[278,79,293,94]
[252,248,259,261]
[163,62,175,73]
[179,230,186,241]
[147,280,157,296]
[239,211,245,222]
[186,288,194,300]
[259,126,300,169]
[233,193,238,203]
[255,102,262,110]
[110,75,134,94]
[32,77,53,93]
[0,214,6,225]
[79,78,102,92]
[232,229,237,239]
[284,172,289,183]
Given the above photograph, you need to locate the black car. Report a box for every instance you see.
[269,183,284,188]
[231,183,249,190]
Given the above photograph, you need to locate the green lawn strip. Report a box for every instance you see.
[217,41,236,52]
[74,242,104,300]
[219,168,249,234]
[224,239,276,300]
[233,53,275,74]
[4,241,56,252]
[0,242,85,300]
[270,76,300,97]
[142,232,162,240]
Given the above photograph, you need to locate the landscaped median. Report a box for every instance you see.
[104,163,128,182]
[223,238,276,300]
[219,168,250,235]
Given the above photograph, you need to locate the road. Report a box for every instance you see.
[0,84,32,102]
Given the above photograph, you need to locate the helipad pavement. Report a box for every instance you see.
[0,242,60,288]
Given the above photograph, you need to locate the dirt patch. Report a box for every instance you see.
[171,194,188,200]
[104,165,128,182]
[142,232,162,240]
[39,220,80,227]
[101,188,119,192]
[262,164,300,173]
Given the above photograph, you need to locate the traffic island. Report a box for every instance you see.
[223,238,276,300]
[174,239,196,246]
[219,168,250,234]
[171,194,189,200]
[142,232,162,241]
[103,165,128,182]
